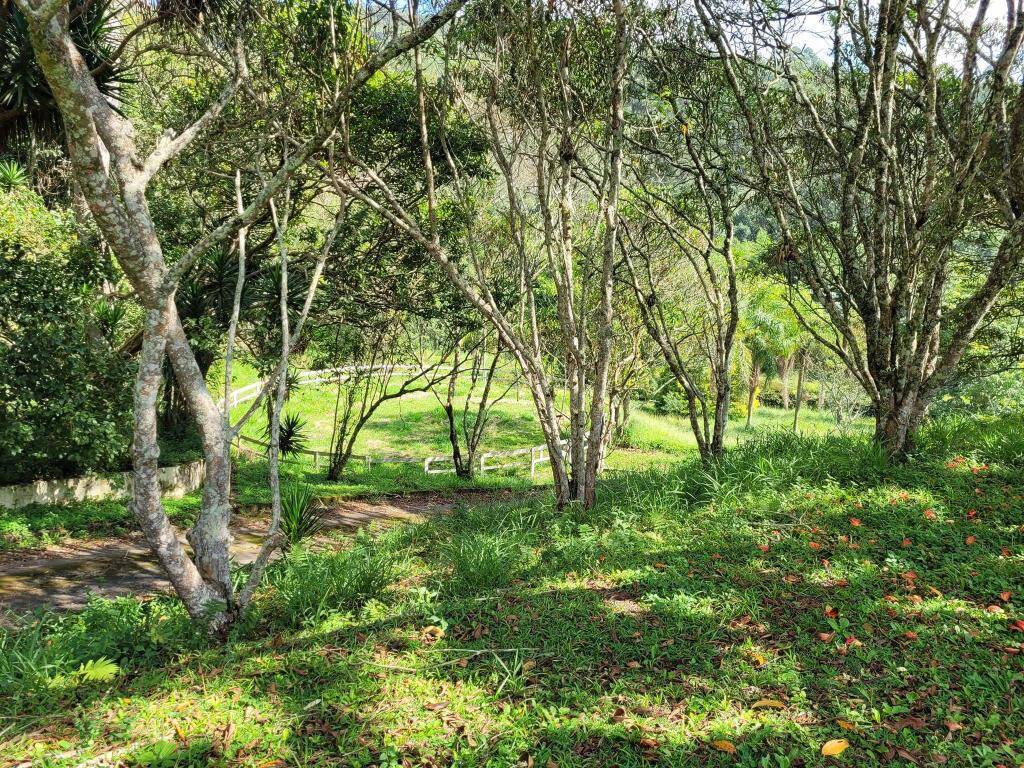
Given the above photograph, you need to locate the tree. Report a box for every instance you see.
[331,0,632,507]
[619,14,745,461]
[14,0,469,627]
[699,0,1024,456]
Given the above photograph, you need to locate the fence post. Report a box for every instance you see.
[479,453,487,474]
[424,457,431,474]
[530,447,537,479]
[312,451,319,468]
[365,454,371,471]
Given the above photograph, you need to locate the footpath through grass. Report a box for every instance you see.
[2,414,1022,766]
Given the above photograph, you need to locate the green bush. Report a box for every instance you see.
[279,483,324,549]
[0,187,132,483]
[266,535,395,626]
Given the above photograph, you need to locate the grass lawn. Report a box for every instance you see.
[2,414,1022,766]
[3,357,859,551]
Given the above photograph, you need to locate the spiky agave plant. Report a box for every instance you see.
[264,411,309,458]
[0,0,129,148]
[0,158,27,190]
[279,483,323,550]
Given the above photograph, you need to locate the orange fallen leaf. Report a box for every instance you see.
[711,739,737,754]
[809,541,822,550]
[901,538,912,548]
[904,631,918,639]
[821,738,850,757]
[751,698,786,710]
[923,509,936,520]
[836,719,858,731]
[1001,591,1012,602]
[965,535,977,545]
[849,518,861,527]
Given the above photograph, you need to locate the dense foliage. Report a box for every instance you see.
[0,187,132,483]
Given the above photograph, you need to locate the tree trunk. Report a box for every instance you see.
[745,363,761,429]
[874,392,928,459]
[792,352,805,432]
[777,354,793,409]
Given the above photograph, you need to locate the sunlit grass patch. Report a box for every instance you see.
[4,415,1024,766]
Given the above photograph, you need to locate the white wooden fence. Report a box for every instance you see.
[225,367,566,479]
[235,434,567,479]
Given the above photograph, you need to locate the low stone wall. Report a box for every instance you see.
[0,460,206,510]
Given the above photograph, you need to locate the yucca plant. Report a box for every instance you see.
[263,411,309,458]
[0,158,27,190]
[1,0,129,148]
[280,483,323,550]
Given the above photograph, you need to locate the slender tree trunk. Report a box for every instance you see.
[792,352,806,432]
[745,363,760,429]
[778,354,793,409]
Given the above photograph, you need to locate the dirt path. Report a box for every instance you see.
[0,490,505,616]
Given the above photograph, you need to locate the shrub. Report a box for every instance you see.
[279,483,324,549]
[0,187,132,483]
[0,597,194,698]
[266,535,395,626]
[263,412,309,458]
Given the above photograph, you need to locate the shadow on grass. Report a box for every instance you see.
[3,415,1024,766]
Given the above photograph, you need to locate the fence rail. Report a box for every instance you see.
[226,367,565,479]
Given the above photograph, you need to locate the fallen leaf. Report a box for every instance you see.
[809,541,822,550]
[836,719,858,731]
[965,535,977,545]
[849,518,862,527]
[923,509,936,520]
[711,739,737,754]
[751,698,786,710]
[821,738,850,757]
[1001,591,1012,602]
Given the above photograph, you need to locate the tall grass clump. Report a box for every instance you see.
[266,533,396,626]
[671,430,891,508]
[439,531,522,595]
[916,413,1024,468]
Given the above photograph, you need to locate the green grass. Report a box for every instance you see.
[232,382,548,456]
[2,414,1023,766]
[0,401,848,550]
